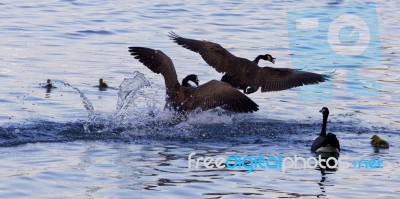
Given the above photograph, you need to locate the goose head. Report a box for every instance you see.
[261,54,275,64]
[371,135,379,140]
[319,107,329,116]
[182,74,199,87]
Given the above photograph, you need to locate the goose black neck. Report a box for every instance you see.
[253,55,263,64]
[320,114,328,136]
[182,76,191,87]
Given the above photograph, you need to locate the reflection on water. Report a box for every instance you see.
[1,140,398,198]
[45,87,52,98]
[1,105,397,198]
[0,0,399,198]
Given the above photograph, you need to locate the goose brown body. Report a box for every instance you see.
[128,47,259,114]
[169,32,327,94]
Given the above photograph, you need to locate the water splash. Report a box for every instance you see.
[46,72,169,134]
[6,71,392,147]
[186,109,235,125]
[111,72,245,135]
[51,72,161,133]
[115,72,151,120]
[57,81,95,121]
[56,80,103,132]
[113,72,167,128]
[2,74,398,146]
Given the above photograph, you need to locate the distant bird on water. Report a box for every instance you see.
[98,78,108,90]
[44,79,53,89]
[42,79,56,93]
[371,135,389,149]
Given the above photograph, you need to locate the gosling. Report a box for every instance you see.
[44,79,53,88]
[99,78,108,90]
[371,135,389,149]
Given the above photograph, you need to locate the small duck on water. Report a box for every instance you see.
[371,135,390,149]
[99,78,108,90]
[43,79,54,88]
[43,79,57,93]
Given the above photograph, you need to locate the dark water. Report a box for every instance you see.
[0,1,399,198]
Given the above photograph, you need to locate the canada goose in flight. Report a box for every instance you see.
[128,47,259,114]
[371,135,389,149]
[99,78,108,90]
[169,32,327,94]
[311,107,340,154]
[182,74,199,88]
[221,54,276,94]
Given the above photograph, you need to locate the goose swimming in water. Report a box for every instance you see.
[311,107,340,154]
[128,47,259,114]
[169,32,327,94]
[371,135,389,149]
[182,74,199,88]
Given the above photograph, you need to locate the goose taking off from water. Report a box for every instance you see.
[221,53,275,94]
[128,47,259,115]
[169,32,327,94]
